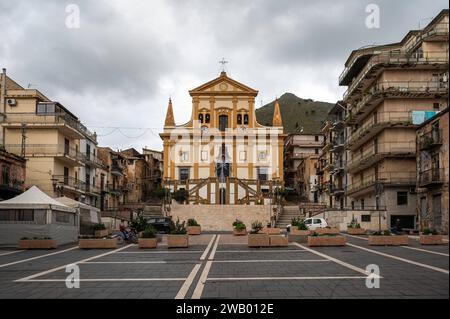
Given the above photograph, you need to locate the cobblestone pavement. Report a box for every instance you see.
[0,233,448,299]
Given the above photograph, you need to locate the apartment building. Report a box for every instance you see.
[142,148,163,193]
[1,69,100,203]
[0,149,26,200]
[416,108,448,234]
[339,10,448,229]
[284,132,323,189]
[317,121,333,207]
[295,154,319,202]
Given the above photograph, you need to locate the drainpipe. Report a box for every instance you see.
[1,68,6,146]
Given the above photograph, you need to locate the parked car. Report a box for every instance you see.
[146,217,172,233]
[304,218,328,230]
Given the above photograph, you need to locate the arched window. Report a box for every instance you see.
[205,113,210,123]
[198,114,204,123]
[243,114,249,125]
[237,114,242,125]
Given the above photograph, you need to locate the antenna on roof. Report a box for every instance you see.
[27,83,37,88]
[418,17,433,29]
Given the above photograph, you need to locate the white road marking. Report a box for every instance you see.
[212,259,329,263]
[207,276,369,281]
[0,246,79,269]
[200,235,217,261]
[208,235,220,261]
[117,250,204,254]
[15,244,134,282]
[191,260,212,299]
[292,243,381,278]
[401,245,449,257]
[0,250,24,257]
[216,249,308,253]
[344,234,368,240]
[81,261,167,264]
[175,264,202,300]
[347,243,449,275]
[23,278,186,282]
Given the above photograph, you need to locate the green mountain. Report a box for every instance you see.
[255,93,334,134]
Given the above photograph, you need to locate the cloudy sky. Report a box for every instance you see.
[1,0,448,151]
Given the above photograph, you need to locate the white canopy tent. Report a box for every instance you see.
[56,196,101,235]
[0,186,78,246]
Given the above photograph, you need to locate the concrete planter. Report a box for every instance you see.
[138,238,158,249]
[233,229,247,236]
[290,228,311,236]
[347,228,367,235]
[263,228,281,235]
[288,234,309,243]
[308,236,346,247]
[269,235,288,247]
[18,239,57,250]
[79,238,117,249]
[167,235,189,248]
[419,235,444,245]
[248,234,270,247]
[314,228,340,235]
[368,235,409,246]
[187,226,201,235]
[94,229,110,238]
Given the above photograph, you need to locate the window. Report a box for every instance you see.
[237,114,242,125]
[198,114,204,123]
[361,199,365,210]
[180,151,189,162]
[243,114,249,125]
[315,148,319,154]
[36,102,56,115]
[433,103,440,111]
[2,166,10,185]
[258,151,267,161]
[351,201,355,210]
[361,215,371,222]
[257,167,268,181]
[219,115,228,131]
[0,210,34,222]
[205,114,210,123]
[397,191,408,206]
[239,151,247,161]
[315,135,319,142]
[179,168,189,181]
[55,212,71,223]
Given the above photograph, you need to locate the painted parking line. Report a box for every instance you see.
[346,243,449,275]
[191,235,220,299]
[23,278,186,282]
[212,259,330,263]
[0,250,24,257]
[216,249,308,253]
[81,261,167,264]
[207,276,369,281]
[117,250,204,254]
[0,246,79,269]
[200,235,217,261]
[208,235,221,260]
[15,244,134,282]
[292,243,381,278]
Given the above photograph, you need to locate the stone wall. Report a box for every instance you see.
[170,202,271,231]
[318,210,388,231]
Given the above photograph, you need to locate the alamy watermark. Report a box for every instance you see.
[365,264,381,288]
[365,4,380,29]
[65,264,80,288]
[65,4,80,29]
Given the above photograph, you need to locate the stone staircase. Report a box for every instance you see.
[142,205,164,219]
[276,206,303,229]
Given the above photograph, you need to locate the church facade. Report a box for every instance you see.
[160,71,285,205]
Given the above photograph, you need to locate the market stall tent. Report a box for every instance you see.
[56,196,100,235]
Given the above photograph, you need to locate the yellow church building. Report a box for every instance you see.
[160,71,285,205]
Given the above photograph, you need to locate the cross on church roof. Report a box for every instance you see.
[219,58,228,72]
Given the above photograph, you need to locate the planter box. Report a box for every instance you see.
[79,238,117,249]
[18,239,57,250]
[187,226,201,235]
[419,235,444,245]
[347,228,367,235]
[288,234,309,243]
[167,235,189,248]
[308,236,346,247]
[94,229,110,238]
[314,228,340,235]
[248,234,270,247]
[290,228,311,236]
[368,235,409,246]
[233,229,247,236]
[269,235,288,247]
[264,228,281,235]
[138,238,158,249]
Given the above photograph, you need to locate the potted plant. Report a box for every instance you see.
[94,223,109,238]
[419,228,444,245]
[248,221,269,247]
[187,218,201,235]
[347,217,366,235]
[232,219,247,236]
[167,218,189,248]
[290,217,311,236]
[137,225,158,249]
[18,237,57,250]
[79,235,118,249]
[307,232,347,247]
[368,230,409,246]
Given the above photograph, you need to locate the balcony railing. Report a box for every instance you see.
[347,141,416,173]
[52,175,86,192]
[83,153,104,167]
[346,112,413,150]
[4,144,84,163]
[419,168,445,187]
[405,23,449,52]
[418,129,443,150]
[107,184,123,195]
[343,51,448,101]
[347,171,416,195]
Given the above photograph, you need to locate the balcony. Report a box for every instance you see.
[111,163,124,177]
[83,153,104,168]
[4,144,84,166]
[331,161,346,174]
[331,137,345,153]
[85,183,101,195]
[347,171,416,196]
[345,81,448,124]
[343,51,448,103]
[52,175,86,194]
[346,112,413,151]
[405,23,449,52]
[329,183,345,195]
[107,184,123,196]
[418,129,443,151]
[419,168,445,188]
[347,141,416,174]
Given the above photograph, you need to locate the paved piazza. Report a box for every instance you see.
[0,234,448,299]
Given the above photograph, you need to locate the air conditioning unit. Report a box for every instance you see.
[7,98,17,106]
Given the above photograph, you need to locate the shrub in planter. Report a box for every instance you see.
[290,218,310,235]
[368,230,408,246]
[307,233,346,247]
[18,237,57,250]
[232,219,247,236]
[347,217,366,235]
[420,228,444,245]
[94,223,109,238]
[187,218,201,235]
[248,221,269,247]
[167,218,189,248]
[130,215,149,233]
[138,225,158,249]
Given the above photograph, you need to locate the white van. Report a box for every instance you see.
[304,217,328,230]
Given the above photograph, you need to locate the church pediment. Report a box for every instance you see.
[189,72,258,96]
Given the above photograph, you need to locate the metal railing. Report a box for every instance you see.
[405,23,449,52]
[347,171,416,195]
[4,144,84,163]
[418,129,443,150]
[419,168,445,186]
[52,175,86,192]
[343,51,448,101]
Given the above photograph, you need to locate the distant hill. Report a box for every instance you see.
[255,93,334,134]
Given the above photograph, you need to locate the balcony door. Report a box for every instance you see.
[63,167,69,185]
[219,115,228,132]
[432,195,442,232]
[64,138,69,155]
